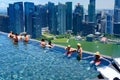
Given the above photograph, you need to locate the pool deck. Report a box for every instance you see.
[1,31,119,79]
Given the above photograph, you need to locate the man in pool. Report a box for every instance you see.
[13,33,18,43]
[64,45,75,57]
[40,39,46,48]
[24,34,29,42]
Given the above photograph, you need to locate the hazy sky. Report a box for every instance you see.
[0,0,114,11]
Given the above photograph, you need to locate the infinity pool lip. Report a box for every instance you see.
[0,31,112,65]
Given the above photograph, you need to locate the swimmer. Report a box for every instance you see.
[8,31,14,38]
[64,45,75,57]
[90,51,101,66]
[76,43,82,61]
[40,39,46,48]
[47,41,53,48]
[13,33,18,43]
[24,34,29,42]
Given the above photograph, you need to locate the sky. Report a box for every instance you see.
[0,0,114,11]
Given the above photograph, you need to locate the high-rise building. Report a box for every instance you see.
[24,2,35,36]
[32,12,41,38]
[88,0,96,22]
[105,14,113,34]
[57,3,66,34]
[114,0,120,22]
[114,0,120,35]
[66,2,72,31]
[7,4,15,32]
[0,15,9,33]
[73,3,84,35]
[14,2,24,34]
[47,2,57,34]
[114,23,120,36]
[82,22,95,36]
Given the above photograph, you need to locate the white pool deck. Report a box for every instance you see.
[97,66,120,80]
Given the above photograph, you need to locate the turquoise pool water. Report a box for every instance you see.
[0,34,99,80]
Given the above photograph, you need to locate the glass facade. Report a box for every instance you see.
[73,4,84,35]
[66,2,72,31]
[24,2,35,36]
[57,3,66,34]
[105,14,113,34]
[14,2,24,34]
[88,0,96,22]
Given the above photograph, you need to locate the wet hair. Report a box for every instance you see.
[24,34,27,37]
[15,33,18,36]
[48,41,51,45]
[41,39,45,41]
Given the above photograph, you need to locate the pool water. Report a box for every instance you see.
[0,34,99,80]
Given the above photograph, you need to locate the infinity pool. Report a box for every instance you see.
[0,33,110,80]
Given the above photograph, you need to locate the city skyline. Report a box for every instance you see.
[0,0,114,12]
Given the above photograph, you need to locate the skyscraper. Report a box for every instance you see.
[47,2,57,34]
[32,12,41,38]
[57,3,66,34]
[66,2,72,31]
[0,15,9,33]
[114,0,120,35]
[88,0,96,22]
[7,4,15,33]
[24,2,35,36]
[105,14,113,34]
[114,0,120,22]
[14,2,24,34]
[73,3,84,35]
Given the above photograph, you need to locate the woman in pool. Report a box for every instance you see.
[24,34,29,42]
[76,43,82,61]
[47,41,53,48]
[90,51,101,66]
[40,39,46,48]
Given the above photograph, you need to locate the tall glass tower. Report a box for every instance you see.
[14,2,24,34]
[24,2,35,36]
[66,2,72,31]
[88,0,96,22]
[114,0,120,22]
[57,3,66,34]
[73,3,84,35]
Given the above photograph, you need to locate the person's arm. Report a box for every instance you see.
[82,55,94,60]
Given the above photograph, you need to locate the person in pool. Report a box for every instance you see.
[40,39,46,48]
[90,51,101,66]
[13,33,18,43]
[24,34,29,42]
[64,45,75,57]
[47,41,53,48]
[76,43,82,61]
[8,31,14,38]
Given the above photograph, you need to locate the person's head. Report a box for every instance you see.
[15,33,18,36]
[24,34,27,37]
[77,43,81,47]
[41,39,45,42]
[95,51,100,55]
[48,41,51,45]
